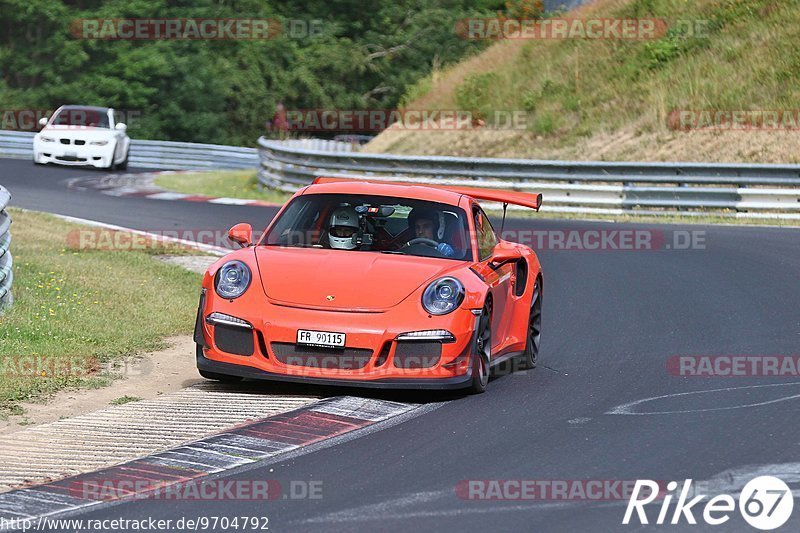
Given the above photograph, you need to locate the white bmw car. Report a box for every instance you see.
[33,105,130,170]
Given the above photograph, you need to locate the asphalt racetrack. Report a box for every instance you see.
[3,158,800,531]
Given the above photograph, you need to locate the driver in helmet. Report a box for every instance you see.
[407,207,455,257]
[327,206,360,250]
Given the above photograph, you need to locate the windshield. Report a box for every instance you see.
[263,193,473,261]
[50,108,110,128]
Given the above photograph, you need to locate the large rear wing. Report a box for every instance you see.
[312,176,542,211]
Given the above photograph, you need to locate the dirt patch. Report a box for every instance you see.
[0,335,201,435]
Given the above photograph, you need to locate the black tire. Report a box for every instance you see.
[520,279,542,370]
[107,143,118,171]
[469,301,492,394]
[117,148,129,170]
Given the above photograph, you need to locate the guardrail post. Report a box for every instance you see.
[0,185,13,311]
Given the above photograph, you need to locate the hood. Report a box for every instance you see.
[255,247,459,311]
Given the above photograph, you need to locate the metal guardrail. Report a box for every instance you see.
[3,126,799,218]
[0,130,359,170]
[257,137,800,219]
[131,139,257,170]
[0,185,12,310]
[0,130,260,170]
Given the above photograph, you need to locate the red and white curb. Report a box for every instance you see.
[0,397,418,524]
[65,171,281,208]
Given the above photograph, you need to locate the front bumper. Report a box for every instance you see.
[195,288,480,389]
[197,347,474,390]
[33,142,113,168]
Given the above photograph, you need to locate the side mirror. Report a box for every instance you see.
[115,122,127,131]
[38,117,48,128]
[489,244,521,268]
[228,223,253,247]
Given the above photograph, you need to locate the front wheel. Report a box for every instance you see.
[469,302,492,394]
[520,280,542,370]
[107,143,118,171]
[117,149,129,170]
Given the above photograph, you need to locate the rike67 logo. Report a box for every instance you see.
[624,476,794,530]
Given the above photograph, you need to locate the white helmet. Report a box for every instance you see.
[328,206,359,250]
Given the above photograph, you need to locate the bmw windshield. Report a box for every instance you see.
[262,194,473,261]
[50,107,110,128]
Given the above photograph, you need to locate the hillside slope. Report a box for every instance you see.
[366,0,800,163]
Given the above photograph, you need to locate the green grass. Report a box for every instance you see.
[370,0,800,162]
[110,395,142,405]
[154,170,292,205]
[434,0,795,137]
[0,209,202,416]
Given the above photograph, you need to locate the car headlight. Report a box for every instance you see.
[215,261,251,299]
[89,140,109,146]
[422,277,464,315]
[40,136,55,142]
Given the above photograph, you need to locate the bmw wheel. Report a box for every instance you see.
[117,148,129,170]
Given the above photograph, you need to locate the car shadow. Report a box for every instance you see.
[205,378,470,405]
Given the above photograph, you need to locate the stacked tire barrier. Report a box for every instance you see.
[257,137,800,220]
[0,185,12,310]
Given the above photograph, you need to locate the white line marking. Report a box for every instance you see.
[311,397,417,422]
[295,489,576,524]
[606,382,800,415]
[145,192,191,200]
[208,197,255,205]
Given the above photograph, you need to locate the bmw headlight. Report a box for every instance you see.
[89,140,109,146]
[422,277,464,315]
[40,136,55,142]
[215,261,251,299]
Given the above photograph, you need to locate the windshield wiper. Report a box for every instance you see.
[380,250,405,255]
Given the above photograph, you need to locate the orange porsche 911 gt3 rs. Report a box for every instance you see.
[194,177,543,393]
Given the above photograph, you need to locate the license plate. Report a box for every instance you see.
[297,330,346,348]
[66,151,77,158]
